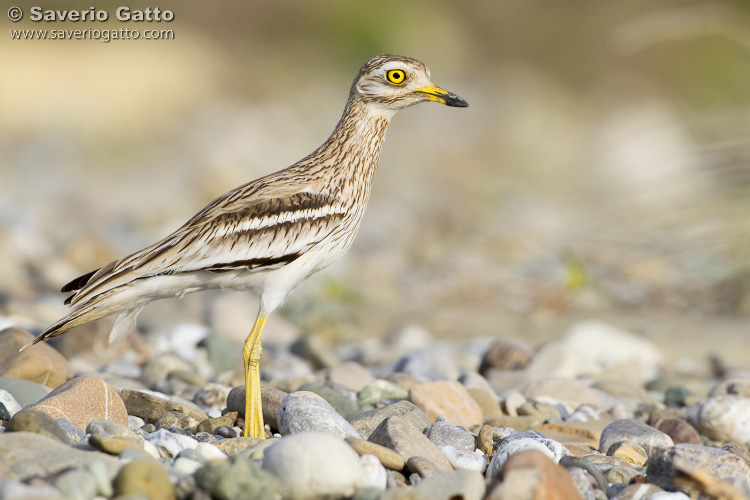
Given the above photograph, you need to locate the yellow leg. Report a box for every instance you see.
[243,315,267,438]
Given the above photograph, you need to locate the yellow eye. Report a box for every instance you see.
[385,69,407,85]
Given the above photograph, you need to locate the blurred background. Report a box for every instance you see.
[2,0,750,370]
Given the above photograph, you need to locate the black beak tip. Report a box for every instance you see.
[446,94,469,108]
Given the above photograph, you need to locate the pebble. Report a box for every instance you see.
[647,443,750,496]
[0,375,51,406]
[196,411,237,434]
[297,381,361,419]
[214,425,237,438]
[599,418,674,456]
[113,459,176,500]
[441,445,487,472]
[195,455,283,500]
[215,436,262,456]
[412,469,486,500]
[54,468,98,500]
[427,416,476,452]
[346,436,406,470]
[611,483,664,500]
[0,326,70,388]
[278,391,361,439]
[7,409,71,443]
[477,424,495,455]
[145,428,198,458]
[652,418,702,445]
[523,377,615,411]
[607,441,648,466]
[368,415,453,471]
[393,349,458,381]
[709,376,750,398]
[0,432,119,481]
[349,400,430,439]
[478,339,532,375]
[357,379,409,406]
[119,388,208,422]
[226,385,288,431]
[698,395,750,446]
[486,431,570,479]
[486,449,581,500]
[360,454,388,489]
[406,456,443,478]
[0,389,21,418]
[193,382,232,409]
[328,361,375,392]
[263,432,366,499]
[408,380,484,429]
[55,417,87,443]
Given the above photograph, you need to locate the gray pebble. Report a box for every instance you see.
[349,400,430,440]
[600,419,673,456]
[54,469,97,500]
[427,417,476,453]
[278,391,361,439]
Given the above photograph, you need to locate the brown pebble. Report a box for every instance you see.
[486,450,580,500]
[478,339,532,375]
[89,434,142,455]
[653,418,701,445]
[405,456,441,478]
[196,412,237,434]
[345,437,405,471]
[120,389,208,422]
[0,327,69,388]
[24,376,127,431]
[476,424,494,456]
[215,436,261,456]
[408,381,484,429]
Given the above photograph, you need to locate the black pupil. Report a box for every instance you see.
[392,72,402,81]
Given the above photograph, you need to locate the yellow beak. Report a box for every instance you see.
[412,83,468,107]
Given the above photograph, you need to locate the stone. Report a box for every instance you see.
[7,410,71,443]
[87,418,137,439]
[263,432,366,498]
[523,378,614,410]
[196,455,283,500]
[408,381,484,428]
[214,425,237,438]
[518,401,562,421]
[487,431,570,479]
[113,459,176,500]
[193,382,232,409]
[360,454,387,490]
[485,449,581,500]
[368,416,452,471]
[647,443,750,495]
[606,465,640,484]
[89,434,143,455]
[427,417,476,452]
[664,385,693,408]
[652,418,701,445]
[194,441,229,462]
[478,339,532,375]
[0,432,119,480]
[393,349,458,381]
[290,335,337,370]
[328,361,375,392]
[441,446,487,472]
[215,436,262,456]
[238,437,280,460]
[54,469,98,500]
[120,388,208,422]
[0,327,69,388]
[709,377,750,398]
[278,391,360,439]
[357,379,409,406]
[0,376,51,407]
[0,389,22,418]
[607,441,647,466]
[592,379,651,405]
[502,391,527,416]
[406,456,442,478]
[412,469,486,500]
[384,372,424,392]
[611,484,664,500]
[23,376,127,431]
[145,428,198,458]
[197,412,237,434]
[477,424,495,455]
[349,400,430,439]
[297,381,360,419]
[599,419,673,456]
[469,388,503,421]
[698,395,750,446]
[346,437,406,471]
[55,418,87,443]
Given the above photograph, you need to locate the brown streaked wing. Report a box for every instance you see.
[66,190,345,306]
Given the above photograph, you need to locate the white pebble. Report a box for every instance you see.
[440,446,487,472]
[0,390,21,417]
[195,442,228,462]
[359,454,387,490]
[699,395,750,447]
[145,429,197,458]
[486,436,569,479]
[127,415,145,431]
[173,457,203,475]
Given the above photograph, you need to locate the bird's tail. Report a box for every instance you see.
[22,288,141,350]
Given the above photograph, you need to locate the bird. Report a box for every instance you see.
[26,54,468,439]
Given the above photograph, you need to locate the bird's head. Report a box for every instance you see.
[352,54,468,112]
